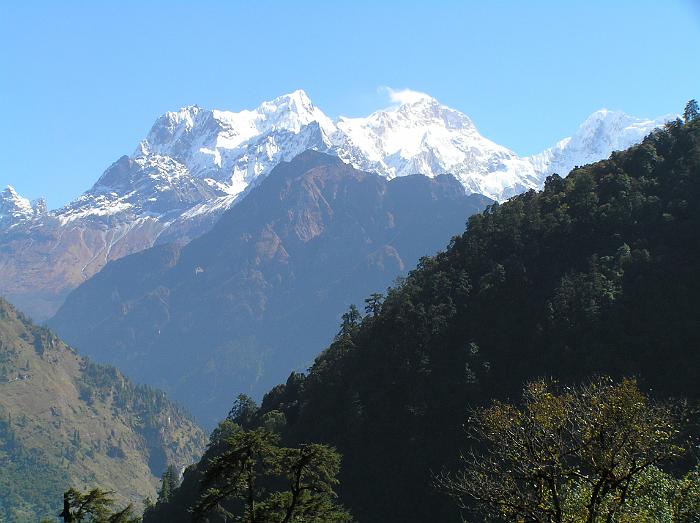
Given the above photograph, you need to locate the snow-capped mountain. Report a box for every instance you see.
[528,109,672,179]
[136,91,336,196]
[0,186,46,229]
[332,94,542,200]
[125,89,669,204]
[59,155,226,223]
[5,90,669,227]
[0,90,669,320]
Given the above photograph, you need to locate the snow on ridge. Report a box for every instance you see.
[8,91,670,233]
[125,91,668,204]
[2,186,33,212]
[0,186,47,229]
[528,109,674,180]
[135,89,336,180]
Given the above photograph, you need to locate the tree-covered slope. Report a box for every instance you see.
[149,116,700,522]
[0,298,206,522]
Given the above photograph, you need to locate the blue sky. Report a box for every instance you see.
[2,1,699,208]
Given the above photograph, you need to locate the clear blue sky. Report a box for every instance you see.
[2,1,699,208]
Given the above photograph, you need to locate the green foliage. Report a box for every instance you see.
[78,360,193,426]
[0,297,206,521]
[337,305,362,339]
[59,487,140,523]
[193,427,350,522]
[0,435,70,522]
[158,465,180,504]
[261,410,287,434]
[0,396,71,522]
[437,377,694,522]
[564,465,700,522]
[363,293,384,316]
[227,394,260,429]
[141,496,155,520]
[684,99,699,123]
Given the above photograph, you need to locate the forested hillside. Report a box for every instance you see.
[148,114,700,522]
[0,298,206,522]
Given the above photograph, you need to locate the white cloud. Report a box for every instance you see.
[380,87,433,106]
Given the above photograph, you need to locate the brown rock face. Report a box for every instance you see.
[0,217,168,320]
[50,151,492,426]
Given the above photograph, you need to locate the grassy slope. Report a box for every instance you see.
[0,298,206,522]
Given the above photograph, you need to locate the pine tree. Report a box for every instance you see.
[157,464,180,504]
[684,99,699,122]
[364,293,384,316]
[59,487,140,523]
[227,394,259,427]
[193,427,351,522]
[59,488,114,522]
[338,304,361,337]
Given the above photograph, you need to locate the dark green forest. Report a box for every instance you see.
[25,103,698,522]
[133,108,700,522]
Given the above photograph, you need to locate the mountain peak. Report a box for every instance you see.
[385,88,436,106]
[3,185,24,200]
[162,105,206,130]
[580,108,634,127]
[62,92,672,236]
[379,89,474,127]
[270,89,314,109]
[579,107,673,130]
[528,108,672,179]
[1,185,40,229]
[283,149,346,171]
[574,107,671,144]
[256,89,331,131]
[1,185,31,210]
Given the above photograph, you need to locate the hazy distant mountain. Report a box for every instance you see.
[0,297,205,521]
[49,151,492,426]
[0,90,668,320]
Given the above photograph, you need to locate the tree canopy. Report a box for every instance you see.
[59,488,139,523]
[437,377,698,522]
[193,424,350,522]
[684,99,699,122]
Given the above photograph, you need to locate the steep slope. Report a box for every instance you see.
[143,116,700,523]
[49,151,492,427]
[1,91,666,320]
[0,297,206,522]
